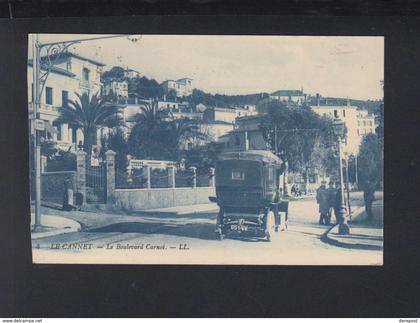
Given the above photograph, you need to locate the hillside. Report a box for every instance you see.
[102,65,382,113]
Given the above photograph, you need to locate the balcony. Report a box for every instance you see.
[28,102,59,118]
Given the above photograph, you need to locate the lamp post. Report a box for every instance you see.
[31,33,141,230]
[333,118,350,235]
[344,152,352,220]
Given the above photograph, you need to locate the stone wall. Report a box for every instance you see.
[41,171,77,203]
[114,187,216,211]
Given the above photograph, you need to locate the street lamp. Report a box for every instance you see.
[31,34,141,231]
[332,118,350,235]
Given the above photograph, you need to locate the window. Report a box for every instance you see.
[82,68,90,81]
[53,121,61,141]
[62,90,68,107]
[343,110,346,117]
[232,169,245,180]
[46,87,53,105]
[334,110,338,118]
[31,83,34,102]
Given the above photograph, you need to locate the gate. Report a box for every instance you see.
[86,163,107,203]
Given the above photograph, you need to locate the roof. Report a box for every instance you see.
[270,90,304,96]
[201,120,234,126]
[44,52,106,67]
[310,105,358,110]
[219,150,282,164]
[211,106,236,113]
[27,60,76,77]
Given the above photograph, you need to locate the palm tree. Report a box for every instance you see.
[128,100,208,160]
[56,92,122,163]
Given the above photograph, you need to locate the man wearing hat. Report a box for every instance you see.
[316,180,330,225]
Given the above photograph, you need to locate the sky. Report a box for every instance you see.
[31,34,384,100]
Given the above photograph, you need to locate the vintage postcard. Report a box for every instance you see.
[29,34,383,265]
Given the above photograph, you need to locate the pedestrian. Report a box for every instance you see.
[316,180,329,225]
[291,184,296,196]
[327,182,336,225]
[364,181,376,222]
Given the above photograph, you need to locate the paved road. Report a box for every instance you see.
[32,196,383,265]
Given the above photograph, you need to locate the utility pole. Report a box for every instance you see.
[345,153,352,220]
[32,34,42,229]
[274,125,278,155]
[355,153,359,190]
[30,33,141,231]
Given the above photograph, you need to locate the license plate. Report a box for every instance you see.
[231,225,247,231]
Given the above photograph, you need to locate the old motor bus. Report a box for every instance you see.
[209,150,289,241]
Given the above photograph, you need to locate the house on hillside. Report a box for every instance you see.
[233,104,258,118]
[102,79,128,104]
[203,106,237,124]
[269,89,307,105]
[124,68,141,79]
[161,78,193,98]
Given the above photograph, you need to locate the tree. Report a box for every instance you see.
[357,133,383,190]
[127,101,207,161]
[101,127,129,172]
[101,66,125,81]
[260,101,336,175]
[56,92,122,163]
[135,76,164,99]
[127,101,167,159]
[375,101,384,141]
[166,89,177,101]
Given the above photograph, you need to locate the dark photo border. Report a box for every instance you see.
[1,12,420,318]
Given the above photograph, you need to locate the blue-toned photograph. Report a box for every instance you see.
[28,34,383,265]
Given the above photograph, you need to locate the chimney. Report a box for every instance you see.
[316,93,320,107]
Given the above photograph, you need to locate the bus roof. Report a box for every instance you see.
[218,150,283,164]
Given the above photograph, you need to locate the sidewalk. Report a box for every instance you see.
[139,203,219,215]
[31,213,81,239]
[32,202,219,235]
[321,192,383,251]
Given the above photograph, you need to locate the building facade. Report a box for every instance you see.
[311,103,363,155]
[28,52,105,151]
[203,107,237,124]
[102,80,129,103]
[221,116,267,152]
[234,104,258,118]
[357,110,376,136]
[161,78,193,98]
[269,89,306,105]
[199,121,235,143]
[124,68,141,79]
